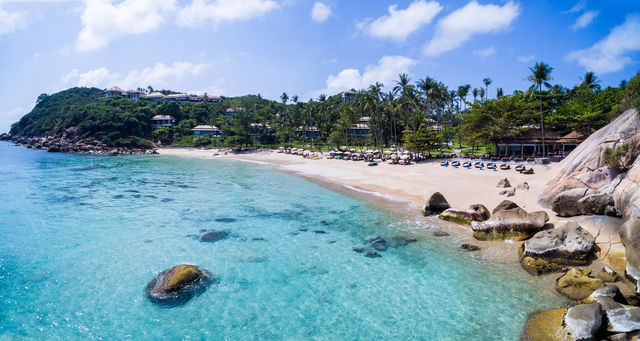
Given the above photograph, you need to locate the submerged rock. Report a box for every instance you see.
[556,268,605,300]
[145,264,212,305]
[392,235,417,247]
[352,247,365,253]
[471,207,549,241]
[422,192,450,216]
[371,239,388,251]
[433,230,450,237]
[564,303,603,341]
[461,244,480,251]
[200,231,230,242]
[215,217,236,223]
[365,251,381,258]
[520,222,596,267]
[439,204,490,226]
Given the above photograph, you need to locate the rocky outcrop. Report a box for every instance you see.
[471,207,549,241]
[438,204,490,226]
[422,192,450,216]
[552,188,592,217]
[145,264,212,305]
[521,308,570,340]
[564,303,603,341]
[556,268,605,300]
[539,109,640,291]
[11,134,156,155]
[520,222,596,269]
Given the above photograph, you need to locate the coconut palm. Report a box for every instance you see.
[472,88,480,102]
[496,87,504,98]
[483,77,492,99]
[280,92,289,105]
[457,84,471,112]
[581,71,601,91]
[479,88,485,101]
[526,61,554,157]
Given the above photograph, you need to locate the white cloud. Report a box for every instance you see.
[0,3,28,36]
[567,14,640,74]
[424,1,520,56]
[62,61,211,89]
[76,0,176,52]
[473,46,496,59]
[176,0,278,28]
[311,2,331,23]
[358,0,442,41]
[570,10,598,30]
[517,54,535,63]
[315,55,415,96]
[565,0,586,14]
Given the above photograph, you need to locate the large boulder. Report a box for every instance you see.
[471,207,549,241]
[578,193,615,215]
[422,192,450,216]
[521,308,570,341]
[145,264,212,305]
[556,268,605,300]
[597,296,640,333]
[564,303,603,341]
[492,200,519,214]
[438,204,490,226]
[552,188,591,217]
[520,222,596,266]
[620,208,640,293]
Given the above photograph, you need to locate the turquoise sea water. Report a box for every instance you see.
[0,142,565,340]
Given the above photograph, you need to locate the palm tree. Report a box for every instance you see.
[496,87,504,98]
[292,95,299,104]
[483,77,492,99]
[472,88,479,102]
[457,84,471,112]
[280,92,289,105]
[479,88,485,101]
[526,61,554,157]
[581,71,601,91]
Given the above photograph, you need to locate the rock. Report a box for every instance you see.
[215,217,236,223]
[469,204,491,221]
[522,168,534,174]
[365,251,381,258]
[371,239,388,251]
[580,285,625,304]
[313,230,326,234]
[471,207,549,241]
[620,209,640,294]
[552,188,590,217]
[492,200,520,214]
[600,297,640,333]
[461,244,480,251]
[422,192,450,216]
[521,308,570,341]
[200,231,229,242]
[352,247,365,253]
[439,206,489,226]
[598,266,620,282]
[497,178,511,188]
[520,222,596,266]
[518,182,530,191]
[364,235,381,243]
[392,235,417,247]
[433,230,450,237]
[520,256,566,275]
[578,193,615,215]
[564,303,603,341]
[145,264,211,305]
[499,188,516,197]
[556,268,605,300]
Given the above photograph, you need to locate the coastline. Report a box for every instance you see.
[157,147,558,266]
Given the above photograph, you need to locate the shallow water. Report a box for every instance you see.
[0,142,565,340]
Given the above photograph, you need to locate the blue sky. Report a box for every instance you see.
[1,0,639,132]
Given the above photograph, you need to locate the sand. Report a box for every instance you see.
[158,147,554,219]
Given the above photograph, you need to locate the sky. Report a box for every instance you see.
[1,0,640,132]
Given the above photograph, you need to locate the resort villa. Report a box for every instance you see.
[349,116,371,136]
[495,128,587,157]
[150,115,176,129]
[295,126,321,139]
[342,90,356,104]
[104,87,221,104]
[191,125,222,137]
[248,123,272,139]
[225,107,246,117]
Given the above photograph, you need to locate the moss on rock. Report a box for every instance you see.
[521,256,566,276]
[556,268,605,300]
[521,308,572,341]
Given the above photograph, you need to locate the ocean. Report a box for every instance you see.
[0,141,565,339]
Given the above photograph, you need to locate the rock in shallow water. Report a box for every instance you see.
[145,264,213,306]
[200,231,230,242]
[521,307,570,341]
[422,192,450,216]
[564,303,603,341]
[438,204,490,226]
[460,244,480,251]
[392,235,417,247]
[433,230,450,237]
[365,251,381,258]
[556,268,605,300]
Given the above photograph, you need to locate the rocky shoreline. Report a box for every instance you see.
[1,133,157,155]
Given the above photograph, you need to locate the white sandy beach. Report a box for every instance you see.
[158,147,554,219]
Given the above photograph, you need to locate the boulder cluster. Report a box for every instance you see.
[10,130,156,155]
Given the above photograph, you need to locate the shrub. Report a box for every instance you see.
[603,142,639,171]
